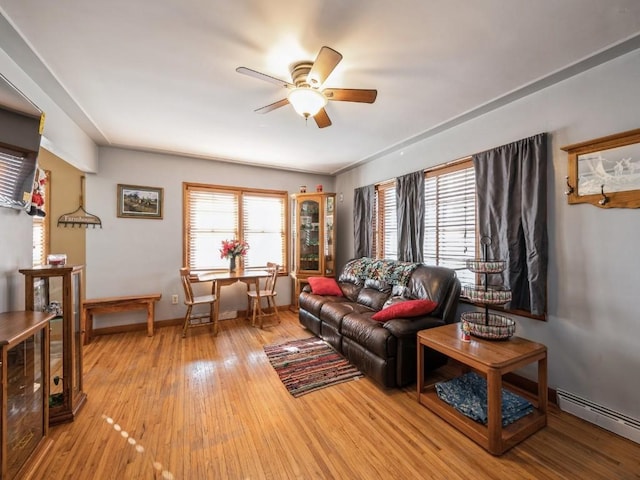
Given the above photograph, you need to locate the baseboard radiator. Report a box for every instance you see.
[557,389,640,444]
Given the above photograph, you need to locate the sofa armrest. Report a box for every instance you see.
[383,316,446,339]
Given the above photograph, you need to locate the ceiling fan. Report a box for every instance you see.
[236,46,377,128]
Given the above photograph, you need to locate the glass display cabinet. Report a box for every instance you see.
[19,265,86,425]
[0,311,53,479]
[291,192,336,310]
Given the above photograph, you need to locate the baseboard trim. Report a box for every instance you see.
[90,304,293,339]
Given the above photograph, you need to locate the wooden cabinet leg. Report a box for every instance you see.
[487,369,502,455]
[416,342,424,399]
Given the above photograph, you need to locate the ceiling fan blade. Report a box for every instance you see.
[307,47,343,87]
[255,98,289,114]
[313,108,332,128]
[323,88,377,103]
[236,67,293,89]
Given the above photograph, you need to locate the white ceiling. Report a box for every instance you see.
[1,1,640,175]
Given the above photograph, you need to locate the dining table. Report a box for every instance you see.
[195,268,270,335]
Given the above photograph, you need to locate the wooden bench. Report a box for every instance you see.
[82,293,162,345]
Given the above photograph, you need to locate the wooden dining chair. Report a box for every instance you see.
[246,262,280,329]
[179,268,217,338]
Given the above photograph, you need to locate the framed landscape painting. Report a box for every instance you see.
[117,184,163,219]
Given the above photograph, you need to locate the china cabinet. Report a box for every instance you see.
[0,311,53,479]
[290,192,336,310]
[19,265,86,425]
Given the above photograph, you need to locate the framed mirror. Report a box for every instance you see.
[562,128,640,208]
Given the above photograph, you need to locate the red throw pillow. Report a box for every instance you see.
[308,277,343,297]
[371,299,437,321]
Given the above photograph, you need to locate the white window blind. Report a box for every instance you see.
[32,169,49,266]
[424,161,476,284]
[184,184,287,271]
[242,194,286,269]
[375,182,397,260]
[33,218,46,265]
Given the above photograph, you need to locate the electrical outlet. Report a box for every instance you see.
[171,294,179,304]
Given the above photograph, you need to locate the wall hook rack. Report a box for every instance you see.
[57,176,102,228]
[599,185,609,206]
[564,176,574,196]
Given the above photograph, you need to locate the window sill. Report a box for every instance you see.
[459,297,547,322]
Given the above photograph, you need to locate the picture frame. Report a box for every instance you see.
[117,184,163,219]
[562,128,640,208]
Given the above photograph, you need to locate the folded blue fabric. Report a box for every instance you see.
[435,372,533,427]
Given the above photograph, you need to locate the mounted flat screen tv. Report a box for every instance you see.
[0,74,43,211]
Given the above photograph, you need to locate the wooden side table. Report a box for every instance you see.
[417,323,547,455]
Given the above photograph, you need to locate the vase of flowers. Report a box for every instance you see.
[220,239,249,272]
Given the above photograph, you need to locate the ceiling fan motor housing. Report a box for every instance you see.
[290,62,316,89]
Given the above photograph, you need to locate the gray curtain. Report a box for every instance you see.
[473,133,548,315]
[353,185,374,258]
[396,171,424,262]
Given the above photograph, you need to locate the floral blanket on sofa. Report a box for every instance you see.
[340,257,419,287]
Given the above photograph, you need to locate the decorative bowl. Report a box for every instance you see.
[461,312,515,340]
[47,253,67,266]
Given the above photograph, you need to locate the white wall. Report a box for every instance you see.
[336,49,640,420]
[85,147,334,328]
[0,207,32,311]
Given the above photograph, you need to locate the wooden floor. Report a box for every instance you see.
[31,311,640,479]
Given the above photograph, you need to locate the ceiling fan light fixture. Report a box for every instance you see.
[287,88,327,118]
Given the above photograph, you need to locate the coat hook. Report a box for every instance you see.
[564,176,574,195]
[599,184,608,206]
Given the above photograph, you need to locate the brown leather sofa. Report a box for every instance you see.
[298,258,461,388]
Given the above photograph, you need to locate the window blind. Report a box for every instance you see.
[424,162,476,284]
[375,182,397,259]
[186,187,238,270]
[242,194,286,270]
[32,218,46,265]
[31,169,49,266]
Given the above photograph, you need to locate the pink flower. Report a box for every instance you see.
[219,239,249,259]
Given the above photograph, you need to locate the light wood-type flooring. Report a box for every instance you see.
[31,311,640,479]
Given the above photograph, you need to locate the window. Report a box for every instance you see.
[373,159,476,284]
[184,183,288,271]
[32,169,50,266]
[374,181,397,260]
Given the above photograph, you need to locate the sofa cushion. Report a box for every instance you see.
[405,265,458,318]
[321,301,373,330]
[357,288,390,311]
[339,282,362,302]
[299,292,342,318]
[371,299,438,322]
[363,277,392,293]
[341,313,397,358]
[308,276,343,296]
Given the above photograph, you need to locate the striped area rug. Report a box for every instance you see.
[264,337,363,397]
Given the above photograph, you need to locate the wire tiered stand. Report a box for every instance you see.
[461,236,515,340]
